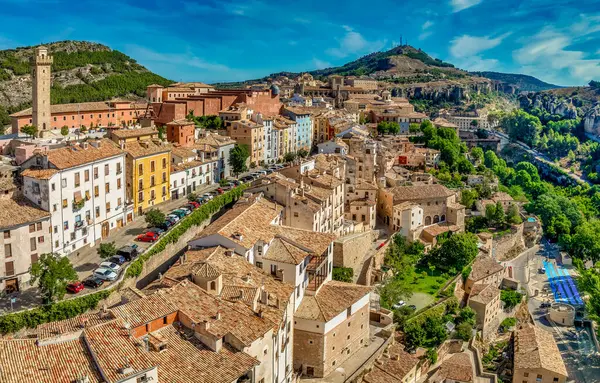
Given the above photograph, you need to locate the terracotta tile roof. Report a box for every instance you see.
[195,134,236,149]
[160,281,275,347]
[391,184,454,202]
[10,101,147,117]
[270,225,336,256]
[436,352,474,382]
[192,262,221,278]
[172,146,197,159]
[110,127,157,139]
[433,117,458,128]
[295,281,371,322]
[491,192,513,202]
[45,139,124,170]
[193,195,283,249]
[349,199,376,207]
[84,319,156,383]
[0,337,103,383]
[111,293,178,328]
[468,283,500,305]
[171,159,207,173]
[123,139,172,158]
[29,310,115,340]
[0,196,50,229]
[166,119,194,126]
[263,237,311,265]
[469,256,504,282]
[363,365,403,383]
[422,223,460,238]
[364,343,419,383]
[514,324,568,377]
[21,168,58,180]
[355,179,378,190]
[144,325,258,383]
[305,170,343,188]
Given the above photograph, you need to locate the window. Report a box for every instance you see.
[104,164,109,175]
[74,172,80,187]
[150,190,155,200]
[150,161,156,172]
[162,172,167,183]
[138,163,143,175]
[85,190,90,200]
[94,167,99,179]
[37,222,42,231]
[105,182,110,193]
[117,198,122,207]
[116,163,122,174]
[162,186,166,197]
[29,224,35,233]
[31,254,39,264]
[293,212,298,217]
[51,183,55,191]
[70,232,76,241]
[63,221,69,230]
[53,204,58,212]
[537,375,543,381]
[138,192,144,202]
[30,237,37,251]
[61,178,67,188]
[138,179,143,190]
[162,158,167,169]
[2,231,9,239]
[553,379,559,382]
[106,202,111,213]
[53,226,57,234]
[4,244,11,257]
[524,373,529,378]
[95,207,100,218]
[150,176,155,187]
[94,186,99,197]
[5,261,14,276]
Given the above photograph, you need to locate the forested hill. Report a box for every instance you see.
[0,40,172,127]
[471,71,561,92]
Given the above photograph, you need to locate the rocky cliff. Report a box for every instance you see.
[584,103,600,135]
[518,92,578,119]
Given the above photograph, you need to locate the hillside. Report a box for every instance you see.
[471,71,560,92]
[0,40,172,127]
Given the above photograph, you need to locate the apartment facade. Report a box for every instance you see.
[228,119,265,165]
[0,197,51,293]
[194,133,236,181]
[21,139,129,255]
[123,140,172,215]
[283,108,313,150]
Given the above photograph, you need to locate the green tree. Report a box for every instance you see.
[187,192,198,202]
[283,152,297,163]
[506,204,522,225]
[500,289,523,309]
[29,253,78,303]
[456,322,474,341]
[297,149,309,158]
[157,125,166,140]
[428,233,479,271]
[332,267,353,282]
[97,242,118,259]
[561,220,600,262]
[500,109,543,147]
[457,307,476,325]
[493,201,506,228]
[460,189,479,209]
[470,147,484,163]
[377,121,390,135]
[470,119,479,128]
[426,348,438,364]
[229,144,250,176]
[21,124,38,139]
[60,125,69,137]
[145,208,165,227]
[404,321,427,349]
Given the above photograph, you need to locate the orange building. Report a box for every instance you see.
[10,100,147,133]
[166,119,195,147]
[228,119,264,165]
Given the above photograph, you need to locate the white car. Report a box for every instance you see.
[99,261,121,272]
[93,267,118,281]
[166,214,180,223]
[256,170,267,176]
[202,193,214,200]
[179,207,191,215]
[392,300,406,309]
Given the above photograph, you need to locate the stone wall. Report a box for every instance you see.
[333,231,375,275]
[494,223,525,261]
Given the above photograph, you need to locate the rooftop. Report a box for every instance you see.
[42,139,124,170]
[10,100,147,117]
[469,283,500,305]
[469,256,504,282]
[110,127,157,139]
[195,134,236,149]
[0,196,50,229]
[111,293,178,329]
[363,343,419,383]
[20,168,58,180]
[123,139,172,158]
[295,281,371,322]
[514,324,568,377]
[435,352,474,382]
[390,184,454,202]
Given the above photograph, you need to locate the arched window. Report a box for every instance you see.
[425,216,432,225]
[433,215,440,223]
[210,281,216,290]
[441,214,446,222]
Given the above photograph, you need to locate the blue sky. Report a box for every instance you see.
[1,0,600,86]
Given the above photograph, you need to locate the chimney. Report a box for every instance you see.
[90,140,101,149]
[82,142,89,150]
[225,249,234,257]
[200,320,210,331]
[260,286,269,305]
[215,311,221,320]
[120,142,125,150]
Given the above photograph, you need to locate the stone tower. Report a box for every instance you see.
[31,46,53,134]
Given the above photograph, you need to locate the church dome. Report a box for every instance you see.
[270,84,280,96]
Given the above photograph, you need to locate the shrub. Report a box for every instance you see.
[501,289,523,310]
[500,317,516,331]
[456,322,474,341]
[332,267,353,283]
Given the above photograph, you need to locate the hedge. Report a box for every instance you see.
[332,267,354,283]
[126,185,247,278]
[0,289,111,334]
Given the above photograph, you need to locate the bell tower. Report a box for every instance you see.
[31,46,53,135]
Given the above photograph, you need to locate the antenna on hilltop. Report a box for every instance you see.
[400,35,403,47]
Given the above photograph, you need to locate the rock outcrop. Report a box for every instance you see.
[584,103,600,135]
[518,93,578,119]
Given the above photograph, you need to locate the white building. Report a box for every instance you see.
[21,139,129,255]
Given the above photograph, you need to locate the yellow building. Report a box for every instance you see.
[123,139,172,215]
[109,127,159,145]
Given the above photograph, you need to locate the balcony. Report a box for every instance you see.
[305,255,328,293]
[74,220,86,229]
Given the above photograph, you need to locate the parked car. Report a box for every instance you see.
[137,232,159,242]
[256,170,267,176]
[216,187,224,194]
[170,210,186,218]
[93,267,118,281]
[159,220,174,230]
[66,281,84,294]
[232,180,241,186]
[392,300,406,309]
[240,176,253,183]
[202,193,214,201]
[117,245,138,261]
[538,267,546,274]
[166,214,180,223]
[250,172,261,179]
[408,305,417,311]
[178,207,192,215]
[146,227,165,236]
[185,204,197,211]
[109,255,127,265]
[188,201,200,209]
[272,164,285,169]
[83,277,105,289]
[265,168,274,174]
[99,261,121,272]
[540,302,552,308]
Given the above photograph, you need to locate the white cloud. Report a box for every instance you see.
[450,33,510,58]
[512,27,600,85]
[419,21,435,40]
[456,57,499,71]
[312,58,332,70]
[422,21,434,30]
[450,0,482,12]
[326,26,386,58]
